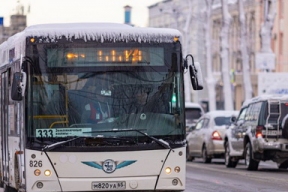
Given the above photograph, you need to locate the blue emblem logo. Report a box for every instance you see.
[82,159,136,173]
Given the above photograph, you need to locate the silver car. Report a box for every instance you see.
[186,110,239,163]
[224,95,288,170]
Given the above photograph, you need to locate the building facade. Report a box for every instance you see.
[211,0,288,110]
[148,0,207,109]
[210,0,258,110]
[148,0,288,111]
[0,4,27,44]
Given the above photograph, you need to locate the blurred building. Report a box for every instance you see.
[124,5,132,26]
[148,0,207,106]
[0,2,27,44]
[148,0,288,110]
[210,0,258,110]
[211,0,288,110]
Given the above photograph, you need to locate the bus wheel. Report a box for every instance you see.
[4,184,17,192]
[277,160,288,169]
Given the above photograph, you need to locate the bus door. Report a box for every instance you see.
[1,71,10,185]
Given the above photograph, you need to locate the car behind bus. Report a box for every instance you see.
[185,102,204,132]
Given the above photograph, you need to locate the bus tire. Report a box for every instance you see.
[4,184,17,192]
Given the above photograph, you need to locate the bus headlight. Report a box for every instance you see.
[34,169,41,176]
[165,167,171,174]
[44,169,51,176]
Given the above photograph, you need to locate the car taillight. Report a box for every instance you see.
[256,125,263,138]
[211,131,222,140]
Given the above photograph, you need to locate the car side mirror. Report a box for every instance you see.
[189,126,196,132]
[230,116,237,123]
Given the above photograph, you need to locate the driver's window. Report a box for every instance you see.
[195,119,204,130]
[202,118,210,129]
[237,107,247,122]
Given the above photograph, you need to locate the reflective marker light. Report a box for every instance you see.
[44,170,51,176]
[34,169,41,176]
[174,166,181,173]
[165,167,171,174]
[172,179,178,186]
[36,182,43,188]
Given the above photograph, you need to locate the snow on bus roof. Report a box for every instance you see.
[3,23,181,46]
[23,23,181,42]
[0,23,182,65]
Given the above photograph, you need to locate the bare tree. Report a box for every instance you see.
[204,0,216,111]
[221,0,234,110]
[238,0,253,100]
[158,0,194,102]
[255,0,276,72]
[182,0,193,102]
[260,0,276,53]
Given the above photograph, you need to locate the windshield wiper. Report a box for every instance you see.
[84,129,171,149]
[42,137,81,152]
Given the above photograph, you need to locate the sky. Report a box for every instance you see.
[0,0,161,27]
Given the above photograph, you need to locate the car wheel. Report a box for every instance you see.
[244,142,259,171]
[277,160,288,169]
[186,146,194,162]
[225,142,238,168]
[202,145,212,163]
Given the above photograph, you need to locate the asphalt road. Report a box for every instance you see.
[0,159,286,192]
[185,158,288,192]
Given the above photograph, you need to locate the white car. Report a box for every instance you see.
[185,102,204,133]
[186,110,239,163]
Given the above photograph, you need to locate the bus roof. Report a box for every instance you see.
[24,23,181,42]
[0,22,182,66]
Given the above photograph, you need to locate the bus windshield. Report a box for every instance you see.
[26,40,185,145]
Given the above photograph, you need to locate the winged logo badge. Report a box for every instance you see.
[82,159,136,173]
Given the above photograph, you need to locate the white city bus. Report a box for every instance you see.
[0,23,203,192]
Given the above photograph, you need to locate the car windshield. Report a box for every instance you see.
[185,108,202,120]
[25,41,185,144]
[214,116,233,126]
[29,72,184,138]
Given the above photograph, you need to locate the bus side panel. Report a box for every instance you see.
[8,136,20,189]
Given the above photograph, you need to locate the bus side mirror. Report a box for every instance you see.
[186,54,203,90]
[11,71,27,101]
